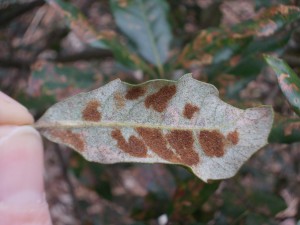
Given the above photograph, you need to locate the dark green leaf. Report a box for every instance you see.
[249,190,286,214]
[178,5,300,78]
[47,0,155,77]
[110,0,172,72]
[227,55,265,77]
[245,213,275,225]
[226,76,257,99]
[169,180,219,224]
[110,0,172,78]
[220,188,286,224]
[254,0,294,11]
[47,0,109,49]
[265,55,300,116]
[28,61,98,100]
[269,117,300,143]
[17,93,56,114]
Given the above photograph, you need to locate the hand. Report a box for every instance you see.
[0,91,52,225]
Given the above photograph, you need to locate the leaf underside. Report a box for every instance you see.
[36,74,273,182]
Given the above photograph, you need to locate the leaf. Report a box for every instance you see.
[254,0,294,11]
[226,76,256,100]
[47,0,155,77]
[28,60,100,100]
[110,0,172,72]
[265,55,300,116]
[171,180,219,222]
[178,5,300,76]
[47,0,110,49]
[269,117,300,143]
[248,190,286,215]
[35,74,274,182]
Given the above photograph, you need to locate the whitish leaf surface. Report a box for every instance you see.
[36,74,273,181]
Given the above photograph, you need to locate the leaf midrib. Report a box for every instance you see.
[34,120,220,131]
[137,0,164,77]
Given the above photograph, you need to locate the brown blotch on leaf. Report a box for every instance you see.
[226,130,239,145]
[114,92,125,109]
[136,127,180,163]
[118,0,129,7]
[199,53,213,65]
[82,100,101,121]
[111,129,147,158]
[183,103,199,119]
[166,130,200,166]
[198,130,225,157]
[50,129,85,152]
[284,122,300,136]
[125,87,146,100]
[144,85,177,113]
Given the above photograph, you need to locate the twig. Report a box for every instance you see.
[54,48,113,63]
[54,145,84,224]
[0,57,32,70]
[0,0,44,27]
[22,5,47,45]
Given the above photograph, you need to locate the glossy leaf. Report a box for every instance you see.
[110,0,172,73]
[265,55,300,116]
[178,5,300,73]
[35,74,273,182]
[47,0,155,77]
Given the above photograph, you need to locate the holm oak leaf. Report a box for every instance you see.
[35,74,273,182]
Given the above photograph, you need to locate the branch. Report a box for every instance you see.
[54,48,113,63]
[54,145,84,224]
[0,57,32,70]
[0,0,44,27]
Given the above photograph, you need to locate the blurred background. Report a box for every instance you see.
[0,0,300,224]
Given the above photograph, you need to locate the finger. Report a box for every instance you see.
[0,91,34,125]
[0,126,52,225]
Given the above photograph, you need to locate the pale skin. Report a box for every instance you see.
[0,91,52,225]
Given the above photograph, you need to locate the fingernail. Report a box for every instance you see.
[0,91,34,125]
[0,126,45,204]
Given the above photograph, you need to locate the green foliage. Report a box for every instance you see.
[265,55,300,116]
[269,117,300,143]
[179,5,300,80]
[219,189,286,224]
[47,0,155,76]
[43,1,300,84]
[47,0,108,49]
[2,0,300,224]
[254,0,295,10]
[29,61,98,100]
[110,0,172,77]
